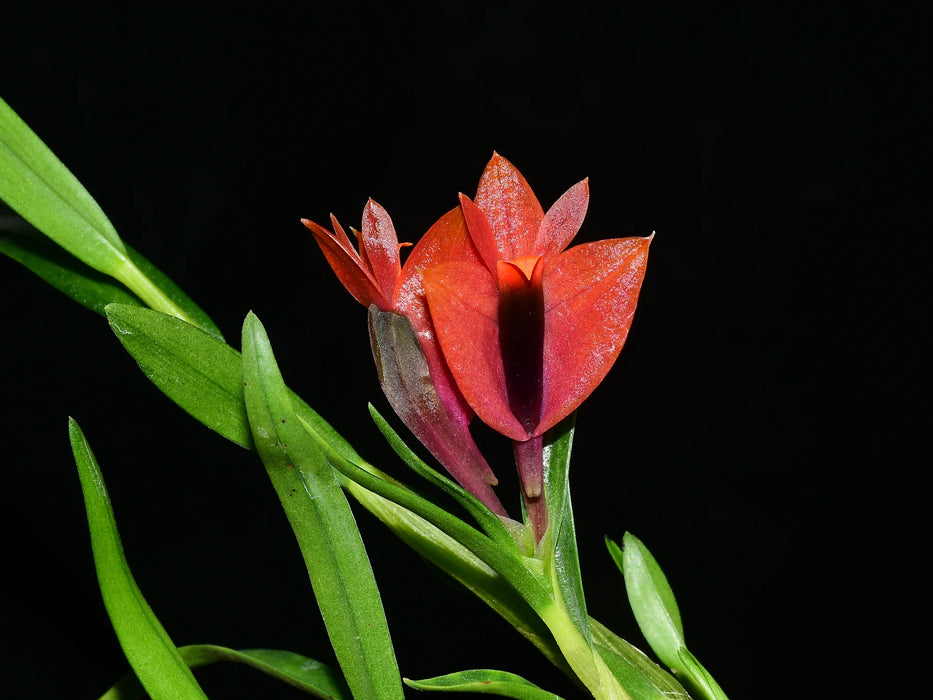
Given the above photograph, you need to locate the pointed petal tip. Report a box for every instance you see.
[363,197,383,214]
[301,217,330,237]
[485,151,517,173]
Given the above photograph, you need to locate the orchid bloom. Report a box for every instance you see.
[422,154,650,530]
[301,201,508,516]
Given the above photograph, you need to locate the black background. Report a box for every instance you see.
[0,2,920,698]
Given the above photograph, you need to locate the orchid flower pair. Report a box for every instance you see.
[303,154,650,539]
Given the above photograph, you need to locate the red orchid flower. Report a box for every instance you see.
[422,154,651,520]
[301,201,507,516]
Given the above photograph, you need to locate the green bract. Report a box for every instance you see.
[607,535,729,700]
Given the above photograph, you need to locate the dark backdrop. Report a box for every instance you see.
[1,2,918,698]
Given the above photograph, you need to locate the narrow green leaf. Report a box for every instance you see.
[0,97,220,332]
[104,304,360,460]
[0,95,127,274]
[539,414,591,653]
[100,645,351,700]
[368,403,521,553]
[106,303,252,447]
[241,312,402,700]
[68,418,207,700]
[404,669,563,699]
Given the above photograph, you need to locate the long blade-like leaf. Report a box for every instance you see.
[106,303,250,446]
[241,312,402,700]
[104,303,358,457]
[0,96,127,273]
[0,97,220,331]
[404,669,564,699]
[100,645,351,700]
[68,418,207,700]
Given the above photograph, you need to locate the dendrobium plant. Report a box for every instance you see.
[1,95,730,700]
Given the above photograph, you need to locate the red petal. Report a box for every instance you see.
[360,199,402,302]
[329,214,360,257]
[396,206,482,315]
[474,153,544,261]
[302,218,390,310]
[459,194,500,273]
[537,237,651,434]
[395,206,483,425]
[535,179,589,257]
[423,261,528,441]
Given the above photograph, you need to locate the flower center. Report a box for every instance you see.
[496,256,545,434]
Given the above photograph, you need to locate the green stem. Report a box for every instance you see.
[112,259,197,325]
[537,601,630,700]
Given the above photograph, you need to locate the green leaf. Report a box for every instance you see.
[104,304,360,460]
[241,312,403,700]
[404,669,563,699]
[0,95,127,274]
[608,535,729,700]
[540,414,590,646]
[100,645,351,700]
[0,96,220,332]
[106,303,252,447]
[68,418,207,700]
